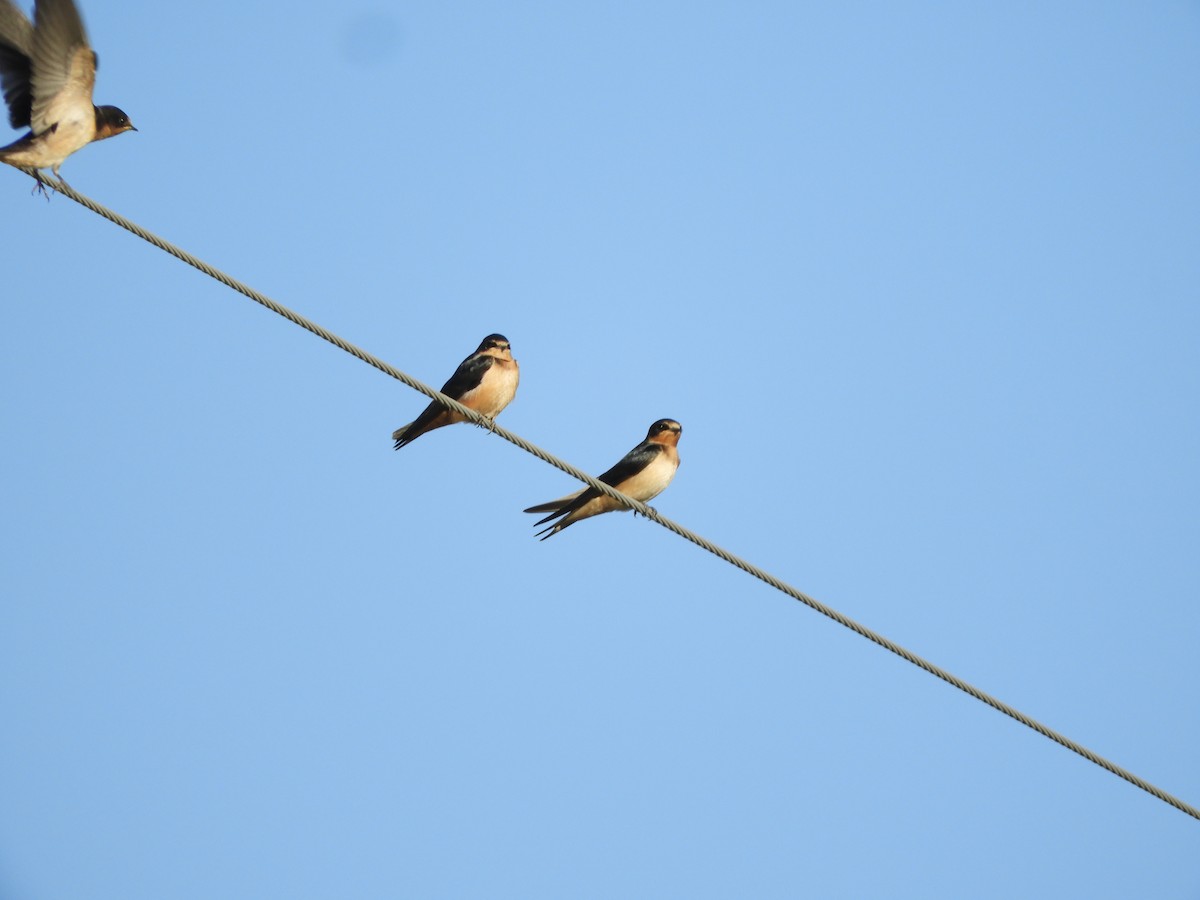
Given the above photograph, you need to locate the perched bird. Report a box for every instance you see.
[0,0,136,186]
[392,334,519,450]
[524,418,682,540]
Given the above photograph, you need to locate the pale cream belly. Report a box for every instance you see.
[463,361,519,418]
[0,118,95,169]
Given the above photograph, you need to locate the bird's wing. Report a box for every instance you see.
[29,0,93,134]
[593,442,661,492]
[0,0,34,128]
[438,353,494,402]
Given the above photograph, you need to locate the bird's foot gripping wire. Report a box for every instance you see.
[25,169,51,201]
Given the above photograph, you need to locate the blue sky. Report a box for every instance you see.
[1,1,1198,897]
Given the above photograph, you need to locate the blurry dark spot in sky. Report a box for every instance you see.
[342,11,403,66]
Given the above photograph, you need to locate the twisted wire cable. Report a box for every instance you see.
[23,170,1200,823]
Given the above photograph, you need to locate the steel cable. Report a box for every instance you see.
[23,170,1200,823]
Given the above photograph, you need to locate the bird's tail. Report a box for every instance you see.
[523,489,584,515]
[525,497,584,527]
[392,422,413,450]
[535,521,569,541]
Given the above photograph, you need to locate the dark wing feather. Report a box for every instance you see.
[0,0,33,128]
[593,442,661,490]
[29,0,90,135]
[438,353,494,401]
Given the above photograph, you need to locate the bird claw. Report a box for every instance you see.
[29,173,50,201]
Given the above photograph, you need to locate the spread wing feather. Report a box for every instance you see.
[0,0,34,128]
[30,0,92,135]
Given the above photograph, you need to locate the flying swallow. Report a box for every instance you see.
[524,418,682,540]
[0,0,135,186]
[392,334,519,450]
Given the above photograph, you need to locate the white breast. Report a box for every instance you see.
[474,360,519,417]
[622,449,679,503]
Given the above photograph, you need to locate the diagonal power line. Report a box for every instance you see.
[23,170,1200,823]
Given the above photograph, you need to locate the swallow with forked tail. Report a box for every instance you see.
[0,0,135,185]
[392,334,519,449]
[524,418,682,540]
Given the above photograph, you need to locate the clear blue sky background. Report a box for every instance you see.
[1,1,1197,897]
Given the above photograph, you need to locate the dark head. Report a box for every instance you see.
[93,105,137,141]
[475,334,512,358]
[477,334,510,350]
[646,419,682,446]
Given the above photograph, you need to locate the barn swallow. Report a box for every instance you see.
[524,418,682,540]
[392,334,519,450]
[0,0,136,187]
